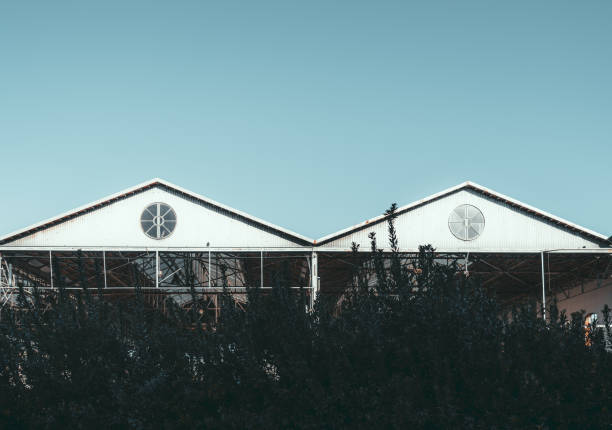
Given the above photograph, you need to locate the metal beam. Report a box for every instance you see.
[311,251,318,309]
[49,250,53,289]
[541,251,546,320]
[155,250,159,289]
[481,259,531,287]
[478,258,531,287]
[0,245,609,253]
[103,250,107,288]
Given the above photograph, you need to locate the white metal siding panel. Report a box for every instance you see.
[321,190,602,251]
[5,188,303,248]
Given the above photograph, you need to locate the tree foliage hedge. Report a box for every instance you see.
[1,208,611,429]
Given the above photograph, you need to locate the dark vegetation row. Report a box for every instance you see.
[1,207,610,429]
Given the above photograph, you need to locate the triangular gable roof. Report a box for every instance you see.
[316,181,610,247]
[0,178,314,246]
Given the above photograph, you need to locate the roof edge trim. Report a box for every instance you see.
[0,178,314,246]
[315,181,610,246]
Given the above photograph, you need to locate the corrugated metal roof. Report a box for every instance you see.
[0,178,314,246]
[316,181,611,246]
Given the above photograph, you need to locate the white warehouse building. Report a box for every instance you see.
[0,179,610,320]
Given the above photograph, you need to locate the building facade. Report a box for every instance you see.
[0,179,610,320]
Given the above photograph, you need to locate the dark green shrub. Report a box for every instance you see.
[0,206,610,429]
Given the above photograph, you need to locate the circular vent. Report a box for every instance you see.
[448,204,485,241]
[141,203,177,239]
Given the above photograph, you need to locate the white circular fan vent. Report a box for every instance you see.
[448,204,485,241]
[141,203,177,239]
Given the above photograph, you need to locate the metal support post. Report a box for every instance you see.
[260,250,264,288]
[155,251,159,288]
[49,250,53,288]
[208,250,212,287]
[541,251,546,320]
[311,251,318,310]
[103,250,107,288]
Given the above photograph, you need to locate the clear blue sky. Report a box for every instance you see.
[1,1,610,239]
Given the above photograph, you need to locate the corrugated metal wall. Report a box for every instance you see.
[2,187,606,252]
[320,189,602,251]
[6,187,304,248]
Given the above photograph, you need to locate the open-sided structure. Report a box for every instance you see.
[0,179,610,319]
[315,182,611,319]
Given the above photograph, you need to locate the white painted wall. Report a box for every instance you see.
[320,189,603,252]
[4,187,304,248]
[553,282,612,322]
